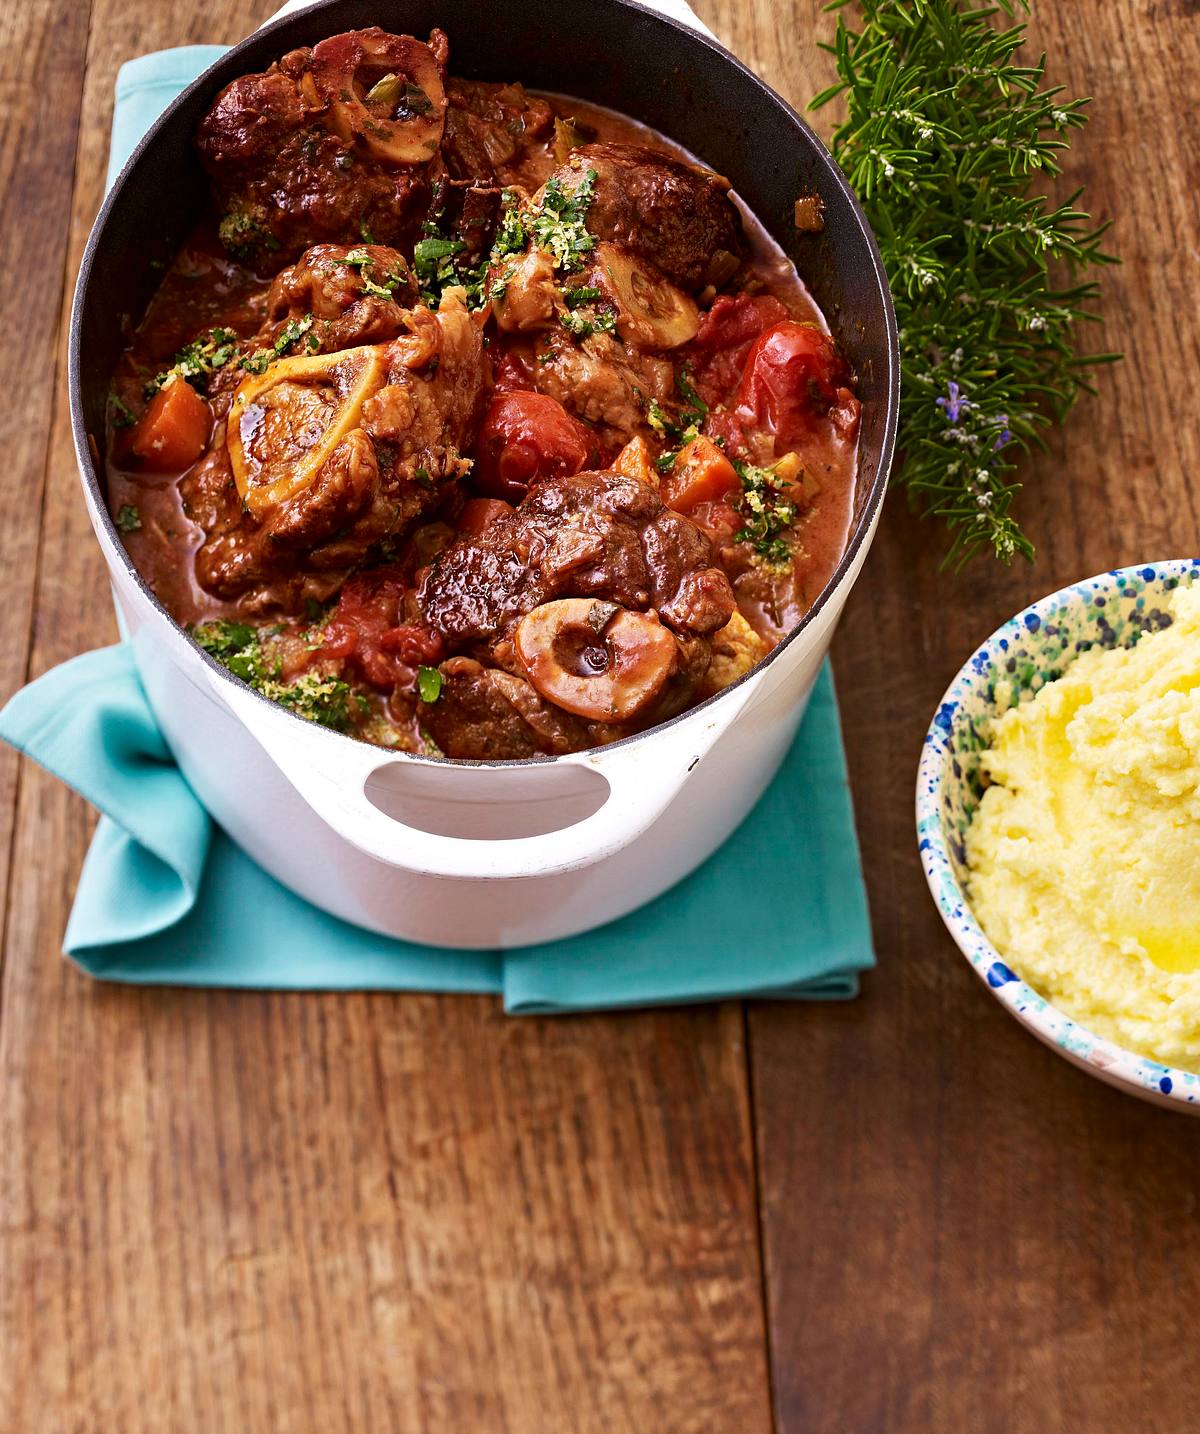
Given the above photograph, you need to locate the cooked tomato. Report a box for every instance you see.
[473,391,593,500]
[457,497,514,535]
[491,346,536,394]
[688,294,789,406]
[688,497,742,549]
[320,571,444,689]
[379,624,446,664]
[733,322,848,448]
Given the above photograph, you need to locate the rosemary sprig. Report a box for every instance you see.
[812,0,1118,565]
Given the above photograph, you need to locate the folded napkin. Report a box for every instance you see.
[0,31,874,1009]
[1,649,872,1007]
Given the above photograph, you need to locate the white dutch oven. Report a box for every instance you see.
[71,0,898,948]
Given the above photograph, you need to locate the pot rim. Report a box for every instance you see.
[70,0,899,769]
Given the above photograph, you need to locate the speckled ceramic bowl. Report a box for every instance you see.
[917,558,1200,1114]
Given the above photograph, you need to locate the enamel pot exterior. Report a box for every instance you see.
[70,0,898,949]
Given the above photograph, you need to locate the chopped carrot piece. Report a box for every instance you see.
[129,379,211,472]
[612,435,658,486]
[458,497,514,535]
[661,436,738,513]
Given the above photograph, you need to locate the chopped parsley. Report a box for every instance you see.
[413,235,470,308]
[192,620,263,683]
[411,187,556,313]
[235,312,319,378]
[360,272,400,300]
[565,285,602,309]
[483,196,529,306]
[560,305,616,340]
[217,208,279,260]
[653,424,701,475]
[646,389,700,469]
[676,365,708,427]
[192,620,355,731]
[144,316,318,397]
[559,280,615,342]
[413,238,464,267]
[108,393,137,429]
[342,248,408,299]
[145,327,240,397]
[488,264,516,304]
[733,460,799,567]
[115,504,141,533]
[273,314,314,355]
[493,195,527,258]
[646,365,711,469]
[264,671,356,730]
[417,665,443,704]
[412,182,587,313]
[530,167,598,273]
[646,400,673,437]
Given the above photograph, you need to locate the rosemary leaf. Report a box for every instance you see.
[812,0,1118,565]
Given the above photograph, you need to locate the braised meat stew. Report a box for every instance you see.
[106,26,861,760]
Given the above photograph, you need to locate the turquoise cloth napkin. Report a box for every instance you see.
[0,44,874,1007]
[0,647,872,1006]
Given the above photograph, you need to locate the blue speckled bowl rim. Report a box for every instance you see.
[916,558,1200,1110]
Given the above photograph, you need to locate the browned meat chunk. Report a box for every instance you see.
[416,466,736,742]
[421,657,590,758]
[424,176,505,270]
[442,79,553,184]
[186,290,486,612]
[197,28,449,267]
[266,243,417,321]
[263,243,418,351]
[532,328,674,452]
[418,470,735,642]
[548,143,744,291]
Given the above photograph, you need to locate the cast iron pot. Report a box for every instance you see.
[70,0,898,948]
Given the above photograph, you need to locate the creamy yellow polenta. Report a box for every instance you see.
[967,582,1200,1071]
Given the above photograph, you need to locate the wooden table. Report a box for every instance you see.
[2,1,1198,1428]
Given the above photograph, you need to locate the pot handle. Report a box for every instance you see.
[204,670,751,882]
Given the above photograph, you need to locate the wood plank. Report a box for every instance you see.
[0,5,772,1430]
[714,0,1200,1428]
[0,0,94,970]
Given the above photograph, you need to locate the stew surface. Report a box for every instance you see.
[106,26,860,759]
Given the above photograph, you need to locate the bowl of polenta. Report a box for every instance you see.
[918,559,1200,1113]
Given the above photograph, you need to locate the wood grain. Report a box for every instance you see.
[702,1,1200,1430]
[0,3,771,1430]
[0,0,94,976]
[4,0,1200,1430]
